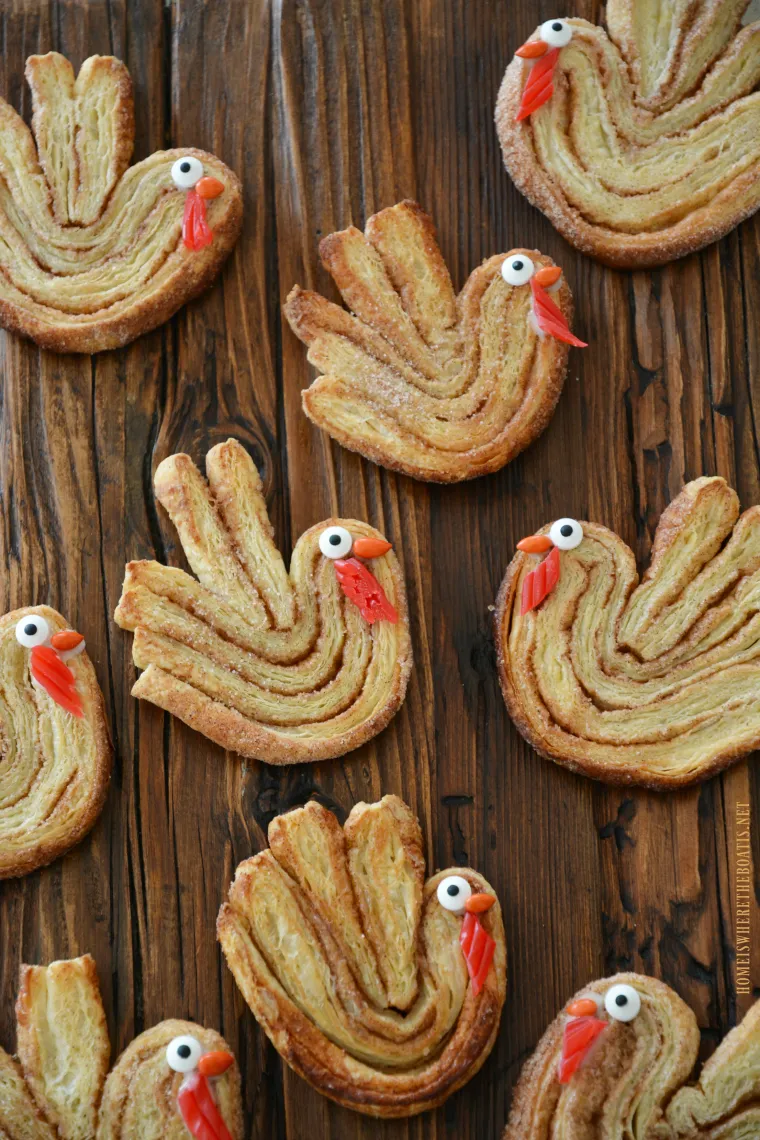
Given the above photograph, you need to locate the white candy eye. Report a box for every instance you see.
[541,19,572,47]
[15,615,50,648]
[166,1035,203,1073]
[437,875,472,914]
[171,156,204,189]
[549,518,583,550]
[502,254,535,287]
[604,983,641,1023]
[319,526,353,560]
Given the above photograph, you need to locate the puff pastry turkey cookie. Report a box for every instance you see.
[217,796,506,1117]
[284,200,584,483]
[0,606,111,878]
[0,52,242,353]
[114,439,411,764]
[0,954,242,1139]
[504,973,760,1139]
[495,477,760,788]
[496,3,760,267]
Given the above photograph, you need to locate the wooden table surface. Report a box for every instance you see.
[1,1,759,1137]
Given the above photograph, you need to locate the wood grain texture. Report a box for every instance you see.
[0,1,758,1138]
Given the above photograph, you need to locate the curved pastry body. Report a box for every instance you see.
[0,53,242,352]
[504,973,760,1139]
[114,439,412,764]
[495,477,760,788]
[284,200,578,482]
[0,606,111,878]
[217,796,507,1116]
[496,5,760,267]
[0,954,243,1140]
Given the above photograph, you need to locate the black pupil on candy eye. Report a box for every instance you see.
[329,534,341,545]
[177,1044,191,1058]
[180,161,191,173]
[615,994,628,1007]
[24,623,37,636]
[560,525,573,537]
[447,884,460,896]
[553,22,563,30]
[512,260,523,271]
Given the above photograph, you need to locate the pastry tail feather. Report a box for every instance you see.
[30,645,83,717]
[516,47,560,120]
[557,1015,607,1083]
[334,557,399,624]
[177,1072,233,1140]
[182,190,214,251]
[521,544,561,614]
[530,278,587,346]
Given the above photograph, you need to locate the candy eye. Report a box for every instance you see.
[502,254,535,287]
[15,615,50,648]
[604,983,641,1023]
[437,875,472,914]
[166,1035,203,1073]
[171,156,204,189]
[319,526,353,560]
[549,518,583,550]
[540,18,572,47]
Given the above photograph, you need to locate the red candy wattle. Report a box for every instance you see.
[30,645,83,718]
[177,1072,233,1140]
[557,1015,607,1084]
[182,190,213,251]
[530,278,588,347]
[516,47,560,120]
[459,911,496,996]
[333,557,398,624]
[521,544,561,615]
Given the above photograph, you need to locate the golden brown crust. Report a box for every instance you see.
[495,477,760,788]
[496,7,760,268]
[0,955,243,1140]
[0,52,242,353]
[217,796,507,1117]
[503,973,760,1139]
[284,200,576,482]
[0,606,112,879]
[114,439,413,764]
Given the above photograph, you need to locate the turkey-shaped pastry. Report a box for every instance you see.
[495,477,760,788]
[217,796,506,1117]
[0,955,242,1140]
[284,200,584,483]
[0,52,242,353]
[0,606,111,878]
[496,4,760,267]
[503,973,760,1139]
[114,439,411,764]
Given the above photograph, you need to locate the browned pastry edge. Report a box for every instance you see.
[0,605,113,879]
[0,146,243,355]
[494,29,760,269]
[493,523,760,791]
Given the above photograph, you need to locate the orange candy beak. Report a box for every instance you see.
[50,630,84,652]
[533,265,562,288]
[352,536,392,559]
[195,176,224,200]
[567,997,601,1017]
[465,893,496,915]
[516,39,549,58]
[517,534,553,554]
[197,1050,234,1077]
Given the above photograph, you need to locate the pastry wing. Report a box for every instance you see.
[496,477,760,787]
[217,795,506,1117]
[0,52,241,352]
[496,6,760,266]
[114,439,412,764]
[284,200,575,482]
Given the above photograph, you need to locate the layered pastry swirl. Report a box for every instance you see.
[495,477,760,787]
[0,52,242,352]
[496,3,760,267]
[0,954,243,1140]
[0,606,111,878]
[284,200,582,483]
[115,439,412,764]
[504,973,760,1139]
[217,796,506,1116]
